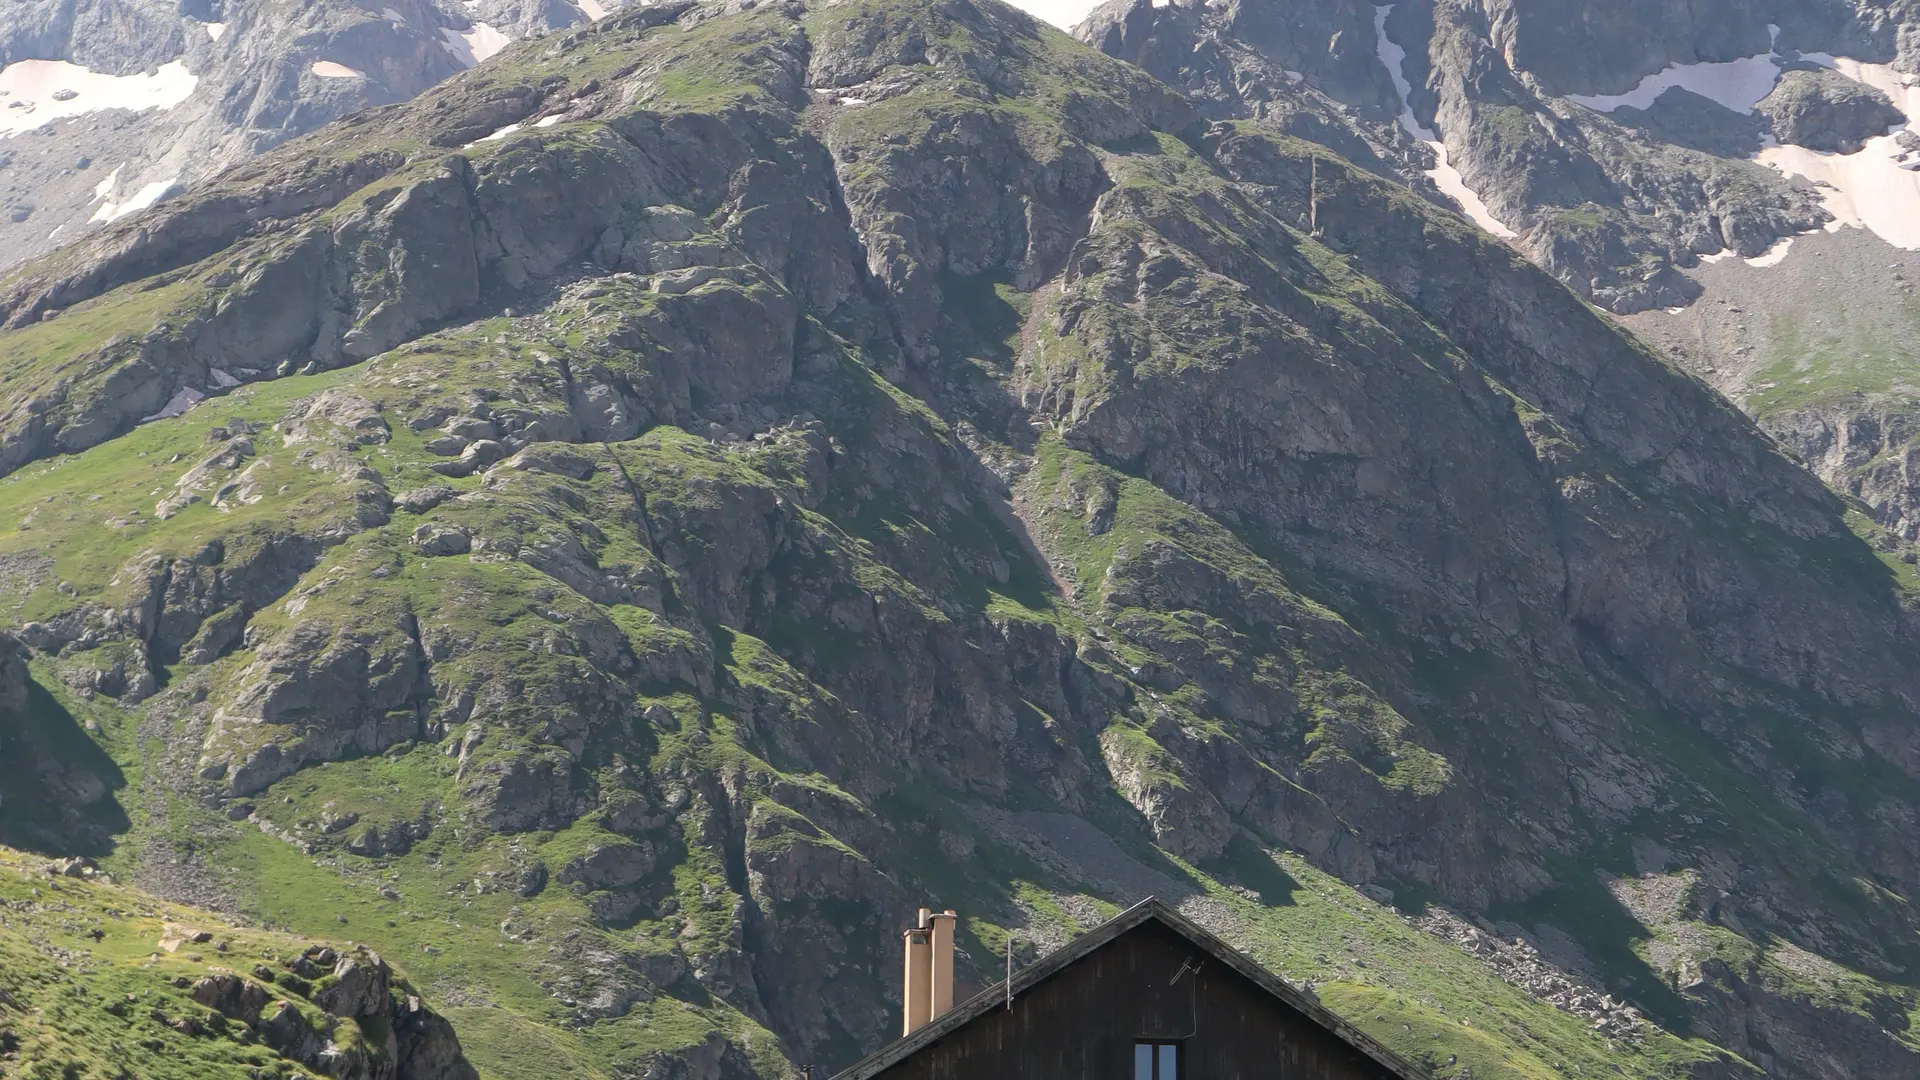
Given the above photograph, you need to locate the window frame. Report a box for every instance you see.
[1132,1039,1183,1080]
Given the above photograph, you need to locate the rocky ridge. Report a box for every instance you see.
[0,1,1919,1078]
[0,0,637,272]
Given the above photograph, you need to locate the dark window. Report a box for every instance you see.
[1133,1041,1180,1080]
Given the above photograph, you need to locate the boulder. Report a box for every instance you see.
[190,974,272,1023]
[314,947,394,1018]
[1758,68,1904,152]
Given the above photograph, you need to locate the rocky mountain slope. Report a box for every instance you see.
[0,844,477,1080]
[2,1,1920,1078]
[1076,0,1920,313]
[0,0,637,272]
[1075,0,1920,775]
[1622,225,1920,542]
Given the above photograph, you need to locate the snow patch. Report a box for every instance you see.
[141,387,205,424]
[1567,28,1782,115]
[0,59,198,138]
[91,177,178,223]
[1373,5,1518,239]
[1748,53,1920,250]
[1758,137,1920,249]
[473,122,521,144]
[310,61,365,78]
[577,0,609,19]
[204,22,227,41]
[440,23,509,67]
[1558,34,1920,254]
[381,7,407,23]
[1744,235,1795,266]
[91,163,122,200]
[534,114,563,127]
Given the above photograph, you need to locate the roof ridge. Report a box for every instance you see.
[829,896,1432,1080]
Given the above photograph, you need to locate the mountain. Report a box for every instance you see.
[2,1,1920,1078]
[0,0,633,273]
[1075,0,1920,601]
[1076,0,1919,314]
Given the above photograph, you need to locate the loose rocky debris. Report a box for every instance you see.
[1417,908,1646,1042]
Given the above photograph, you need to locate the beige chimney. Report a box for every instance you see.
[903,910,932,1036]
[929,910,956,1017]
[901,908,959,1036]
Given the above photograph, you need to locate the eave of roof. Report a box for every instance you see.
[829,897,1432,1080]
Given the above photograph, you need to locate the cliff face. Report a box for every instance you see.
[1,2,1919,1078]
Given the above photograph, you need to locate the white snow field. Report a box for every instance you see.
[91,177,178,223]
[310,61,365,78]
[1562,31,1920,256]
[1567,27,1784,114]
[440,23,510,66]
[0,59,197,138]
[1756,55,1920,250]
[578,0,610,20]
[1373,5,1520,238]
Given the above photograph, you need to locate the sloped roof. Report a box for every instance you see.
[831,897,1432,1080]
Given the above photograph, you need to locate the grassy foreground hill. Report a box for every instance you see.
[0,846,474,1080]
[2,0,1920,1077]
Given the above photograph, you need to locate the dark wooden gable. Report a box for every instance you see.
[833,900,1429,1080]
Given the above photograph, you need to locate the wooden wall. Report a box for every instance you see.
[869,922,1407,1080]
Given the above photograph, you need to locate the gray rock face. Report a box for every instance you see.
[315,948,395,1018]
[1758,67,1904,151]
[0,630,26,719]
[0,629,125,853]
[190,972,273,1023]
[1621,225,1920,555]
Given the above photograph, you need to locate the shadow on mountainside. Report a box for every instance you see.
[0,674,130,858]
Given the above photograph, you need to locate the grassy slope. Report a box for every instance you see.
[0,845,446,1080]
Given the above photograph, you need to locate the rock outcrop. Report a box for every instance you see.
[1757,67,1903,152]
[0,844,478,1080]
